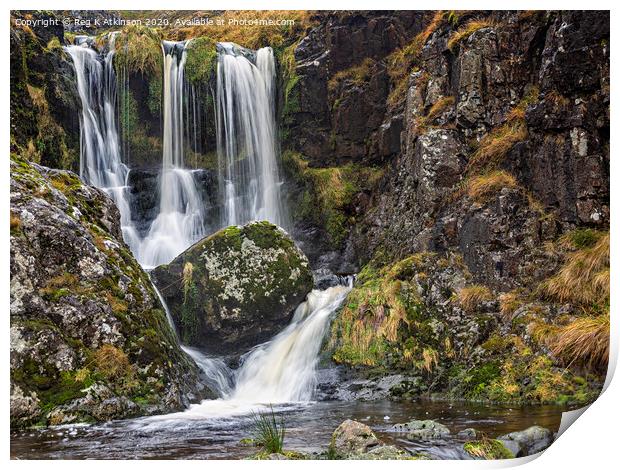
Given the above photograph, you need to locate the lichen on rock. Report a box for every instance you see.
[152,221,314,354]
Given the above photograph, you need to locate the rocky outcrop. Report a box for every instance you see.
[329,419,411,460]
[392,419,451,440]
[10,155,210,428]
[152,221,313,354]
[10,12,81,171]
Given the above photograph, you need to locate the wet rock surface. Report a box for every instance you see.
[10,156,210,428]
[152,221,314,355]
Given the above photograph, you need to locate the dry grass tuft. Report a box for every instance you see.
[447,19,495,51]
[328,58,375,94]
[468,121,527,171]
[499,291,522,321]
[466,171,518,202]
[115,26,163,75]
[417,96,455,129]
[10,211,21,231]
[93,344,133,381]
[386,11,445,107]
[537,315,610,371]
[543,232,609,305]
[457,285,493,312]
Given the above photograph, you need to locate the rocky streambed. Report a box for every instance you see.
[11,399,564,460]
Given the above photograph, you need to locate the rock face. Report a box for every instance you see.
[10,155,210,428]
[152,221,313,354]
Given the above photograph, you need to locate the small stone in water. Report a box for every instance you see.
[383,416,390,421]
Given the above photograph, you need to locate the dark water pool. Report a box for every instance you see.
[11,399,566,459]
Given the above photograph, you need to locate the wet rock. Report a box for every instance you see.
[152,221,313,355]
[457,428,478,439]
[10,156,210,428]
[330,419,381,457]
[497,425,554,457]
[392,419,451,440]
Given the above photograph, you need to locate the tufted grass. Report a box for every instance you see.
[464,437,514,459]
[387,11,446,107]
[447,19,495,51]
[543,232,609,305]
[466,171,518,203]
[328,58,376,94]
[417,96,456,129]
[468,121,528,171]
[114,25,163,75]
[10,211,21,231]
[457,285,493,312]
[250,406,286,454]
[499,291,522,321]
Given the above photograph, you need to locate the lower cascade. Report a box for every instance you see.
[154,280,352,419]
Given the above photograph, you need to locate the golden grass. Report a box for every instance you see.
[387,11,445,107]
[93,344,133,381]
[543,233,609,305]
[10,211,21,231]
[499,291,522,321]
[447,19,495,51]
[468,121,528,171]
[466,171,518,202]
[421,348,439,373]
[417,96,455,129]
[328,58,375,94]
[457,285,493,312]
[538,315,610,370]
[105,292,128,315]
[170,10,313,50]
[115,26,163,75]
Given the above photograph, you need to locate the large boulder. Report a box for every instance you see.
[329,419,412,460]
[10,155,210,428]
[152,221,314,354]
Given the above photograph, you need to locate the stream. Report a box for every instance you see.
[11,400,565,459]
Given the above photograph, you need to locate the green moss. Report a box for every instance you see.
[464,439,514,459]
[147,75,162,116]
[185,37,217,83]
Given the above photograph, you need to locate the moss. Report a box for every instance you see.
[464,439,514,459]
[282,151,383,248]
[185,37,217,83]
[114,25,163,76]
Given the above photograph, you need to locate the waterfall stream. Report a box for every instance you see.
[135,40,207,268]
[65,36,142,253]
[216,43,285,228]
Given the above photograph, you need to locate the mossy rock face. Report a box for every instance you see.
[10,155,211,429]
[152,221,313,354]
[463,439,515,460]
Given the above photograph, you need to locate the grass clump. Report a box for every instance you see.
[457,285,493,311]
[328,58,375,94]
[114,25,163,75]
[386,11,446,107]
[463,438,514,459]
[466,171,518,202]
[417,96,455,129]
[10,211,21,232]
[447,19,495,51]
[93,344,133,382]
[468,121,528,171]
[250,406,286,454]
[543,232,609,305]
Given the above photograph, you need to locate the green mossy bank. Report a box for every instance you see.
[10,155,211,428]
[152,221,314,354]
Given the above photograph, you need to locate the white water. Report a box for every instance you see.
[65,36,141,253]
[216,43,285,228]
[150,281,352,422]
[135,41,207,268]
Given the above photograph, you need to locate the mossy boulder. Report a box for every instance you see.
[463,439,515,460]
[10,155,211,428]
[152,221,313,354]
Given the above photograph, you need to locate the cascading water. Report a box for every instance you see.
[65,35,141,252]
[136,41,207,268]
[216,42,285,228]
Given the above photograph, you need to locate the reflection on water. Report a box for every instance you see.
[11,399,566,460]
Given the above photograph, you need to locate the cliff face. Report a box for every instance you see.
[285,11,609,284]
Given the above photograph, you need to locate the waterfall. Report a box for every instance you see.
[135,41,207,269]
[65,35,141,253]
[231,281,352,403]
[216,42,285,228]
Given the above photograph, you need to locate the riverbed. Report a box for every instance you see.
[11,399,566,459]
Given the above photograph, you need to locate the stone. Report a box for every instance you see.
[392,419,451,440]
[152,221,313,354]
[329,419,381,457]
[10,156,210,428]
[497,425,554,457]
